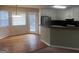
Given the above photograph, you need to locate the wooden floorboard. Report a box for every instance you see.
[0,34,47,53]
[30,47,79,53]
[0,34,79,53]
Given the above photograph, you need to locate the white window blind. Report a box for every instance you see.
[0,11,9,27]
[12,14,26,26]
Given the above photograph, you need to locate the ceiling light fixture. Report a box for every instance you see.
[53,5,67,9]
[12,5,21,17]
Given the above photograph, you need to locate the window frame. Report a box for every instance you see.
[12,13,26,26]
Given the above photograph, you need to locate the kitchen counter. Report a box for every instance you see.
[50,25,79,29]
[50,25,79,49]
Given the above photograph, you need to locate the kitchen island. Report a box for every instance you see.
[50,25,79,49]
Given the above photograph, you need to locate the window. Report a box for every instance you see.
[29,13,36,32]
[0,11,9,27]
[12,14,26,26]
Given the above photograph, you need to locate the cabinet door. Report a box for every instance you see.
[64,8,73,19]
[73,7,79,21]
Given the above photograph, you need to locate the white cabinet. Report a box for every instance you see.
[73,7,79,21]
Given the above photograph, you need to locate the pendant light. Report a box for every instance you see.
[12,5,21,17]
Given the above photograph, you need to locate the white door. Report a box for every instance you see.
[28,12,39,34]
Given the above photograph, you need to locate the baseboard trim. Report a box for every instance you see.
[51,45,79,51]
[0,35,9,40]
[41,40,50,46]
[40,40,79,51]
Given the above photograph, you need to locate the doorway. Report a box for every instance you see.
[28,12,39,34]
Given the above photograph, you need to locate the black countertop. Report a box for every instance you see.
[50,25,79,29]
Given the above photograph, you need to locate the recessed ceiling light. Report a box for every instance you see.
[53,5,67,9]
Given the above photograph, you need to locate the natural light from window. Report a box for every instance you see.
[12,14,26,26]
[29,13,36,32]
[0,11,9,27]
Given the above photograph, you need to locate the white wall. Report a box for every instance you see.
[10,26,28,36]
[0,27,9,39]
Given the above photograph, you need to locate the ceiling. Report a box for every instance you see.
[7,5,79,9]
[7,5,52,8]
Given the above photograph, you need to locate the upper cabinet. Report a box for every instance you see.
[55,8,73,20]
[40,9,56,20]
[73,7,79,21]
[56,6,79,21]
[64,8,74,19]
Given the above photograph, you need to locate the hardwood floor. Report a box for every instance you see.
[0,34,47,53]
[31,47,79,53]
[0,34,79,53]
